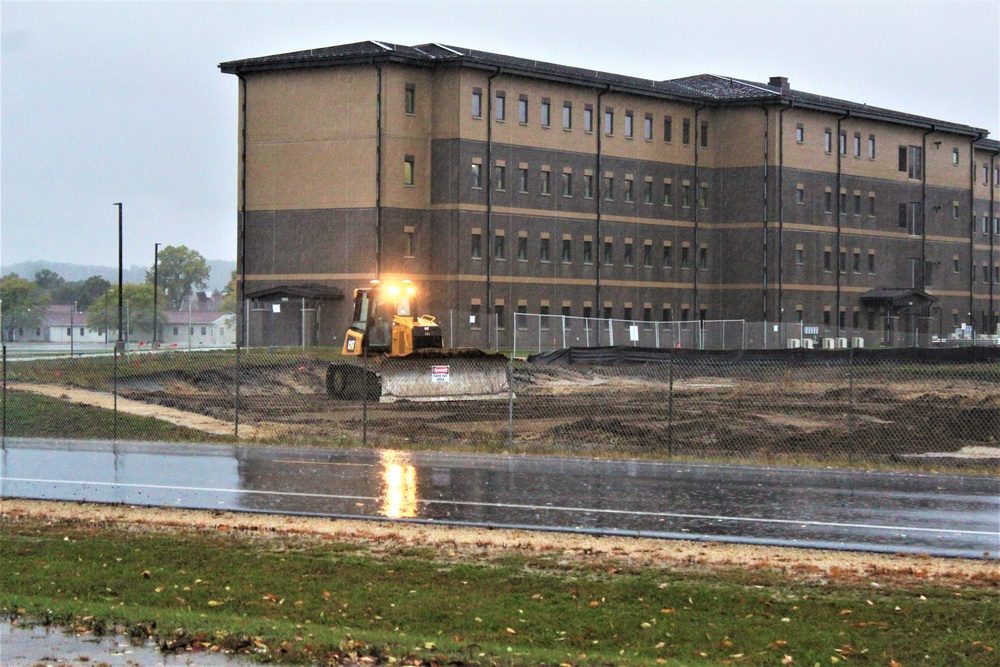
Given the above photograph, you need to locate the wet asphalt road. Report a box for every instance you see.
[1,438,997,559]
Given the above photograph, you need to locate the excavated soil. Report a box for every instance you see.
[12,358,1000,463]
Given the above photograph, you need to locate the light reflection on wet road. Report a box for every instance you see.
[1,438,997,559]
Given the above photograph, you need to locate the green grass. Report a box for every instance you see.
[1,518,996,666]
[0,389,232,442]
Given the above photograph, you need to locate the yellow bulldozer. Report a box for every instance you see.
[327,279,511,402]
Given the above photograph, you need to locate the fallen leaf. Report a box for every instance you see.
[207,600,223,607]
[505,627,517,635]
[781,655,794,665]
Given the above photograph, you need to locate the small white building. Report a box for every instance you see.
[154,310,236,349]
[44,304,107,343]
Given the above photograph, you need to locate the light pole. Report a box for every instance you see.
[153,242,161,348]
[70,301,76,357]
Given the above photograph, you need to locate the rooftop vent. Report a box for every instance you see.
[769,76,790,94]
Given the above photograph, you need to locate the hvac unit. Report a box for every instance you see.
[801,338,815,349]
[836,337,848,348]
[852,337,865,348]
[822,338,836,349]
[786,339,801,349]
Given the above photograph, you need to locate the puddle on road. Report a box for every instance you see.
[0,622,251,666]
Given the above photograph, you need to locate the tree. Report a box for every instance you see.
[50,275,111,310]
[86,284,167,341]
[0,273,49,341]
[146,245,210,310]
[34,269,65,291]
[218,271,239,314]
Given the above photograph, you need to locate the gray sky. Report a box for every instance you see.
[2,0,998,268]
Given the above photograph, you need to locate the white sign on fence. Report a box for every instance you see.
[629,325,639,342]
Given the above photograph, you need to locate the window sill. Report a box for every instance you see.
[403,255,416,259]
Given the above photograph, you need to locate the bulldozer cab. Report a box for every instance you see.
[345,281,422,355]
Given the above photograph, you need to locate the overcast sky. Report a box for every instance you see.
[2,0,998,270]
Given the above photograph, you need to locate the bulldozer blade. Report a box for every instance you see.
[378,353,511,403]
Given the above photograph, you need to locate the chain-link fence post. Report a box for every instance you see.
[113,345,119,441]
[2,344,6,444]
[362,351,369,448]
[667,352,674,458]
[507,356,514,450]
[848,347,855,464]
[235,345,241,438]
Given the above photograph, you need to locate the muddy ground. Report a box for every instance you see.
[82,357,1000,464]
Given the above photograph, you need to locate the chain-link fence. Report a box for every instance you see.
[3,343,999,470]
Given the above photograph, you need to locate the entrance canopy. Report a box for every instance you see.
[245,284,344,302]
[859,288,937,309]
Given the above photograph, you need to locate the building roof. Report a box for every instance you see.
[163,310,233,326]
[220,40,991,139]
[859,288,938,307]
[43,304,82,327]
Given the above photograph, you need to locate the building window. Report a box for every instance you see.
[404,84,415,114]
[662,306,672,321]
[795,247,804,264]
[824,190,832,213]
[494,234,505,260]
[404,156,415,186]
[516,304,527,328]
[583,239,593,264]
[699,183,708,208]
[868,135,875,159]
[621,111,632,138]
[173,327,179,336]
[582,305,592,319]
[643,243,652,267]
[899,145,923,179]
[664,116,673,142]
[662,245,673,268]
[604,176,614,201]
[867,310,876,330]
[584,104,593,132]
[824,128,832,153]
[853,194,861,216]
[562,239,572,263]
[853,133,861,157]
[623,305,633,321]
[518,167,528,193]
[869,194,876,217]
[583,174,593,198]
[839,131,847,156]
[540,170,550,195]
[953,257,960,273]
[495,92,505,121]
[952,147,960,165]
[682,118,691,144]
[563,102,572,130]
[839,191,847,215]
[644,114,653,140]
[518,96,528,123]
[471,163,482,188]
[495,165,506,191]
[471,232,482,259]
[541,99,551,127]
[853,250,861,272]
[700,121,709,147]
[539,304,550,328]
[839,249,847,273]
[823,250,832,271]
[680,246,690,268]
[471,89,482,118]
[868,252,876,273]
[681,183,690,207]
[681,307,690,321]
[795,124,804,143]
[605,108,614,134]
[562,304,572,318]
[624,241,633,266]
[823,311,831,326]
[698,247,708,269]
[540,237,550,262]
[517,236,528,261]
[624,179,634,202]
[404,230,414,257]
[495,304,506,329]
[644,180,653,204]
[953,202,960,219]
[663,182,673,206]
[796,185,804,204]
[604,305,613,320]
[603,240,613,265]
[562,172,572,197]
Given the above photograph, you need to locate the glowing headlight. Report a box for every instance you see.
[386,285,400,296]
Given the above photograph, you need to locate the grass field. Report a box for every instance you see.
[1,505,997,666]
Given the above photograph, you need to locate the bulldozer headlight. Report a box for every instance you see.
[386,285,401,296]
